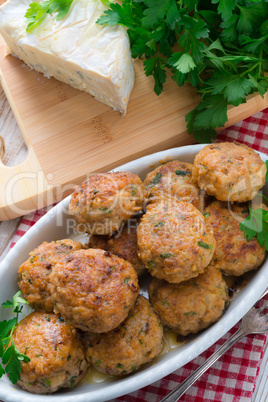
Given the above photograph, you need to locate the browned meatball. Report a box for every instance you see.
[85,295,163,375]
[137,201,216,283]
[205,200,266,276]
[149,266,229,336]
[89,217,145,276]
[193,142,266,202]
[18,239,85,312]
[50,249,140,332]
[69,172,144,235]
[12,312,88,394]
[144,160,203,210]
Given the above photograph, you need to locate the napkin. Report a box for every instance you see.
[9,107,268,401]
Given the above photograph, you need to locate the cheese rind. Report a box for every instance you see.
[0,0,134,114]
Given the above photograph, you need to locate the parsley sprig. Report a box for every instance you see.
[0,291,30,384]
[25,0,74,33]
[97,0,268,142]
[240,161,268,251]
[240,205,268,251]
[25,0,111,33]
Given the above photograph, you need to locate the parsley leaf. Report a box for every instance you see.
[0,291,30,384]
[169,53,196,74]
[211,0,236,21]
[25,0,74,33]
[144,57,167,95]
[240,205,268,251]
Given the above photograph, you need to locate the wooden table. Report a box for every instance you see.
[0,83,267,401]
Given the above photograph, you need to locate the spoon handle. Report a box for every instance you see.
[160,328,245,402]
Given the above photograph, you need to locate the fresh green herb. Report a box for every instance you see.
[123,277,131,284]
[150,172,162,186]
[25,0,112,34]
[154,221,164,227]
[43,378,51,387]
[198,241,210,249]
[116,363,123,368]
[175,170,191,176]
[160,252,173,258]
[161,299,170,306]
[147,260,155,271]
[25,0,74,33]
[184,311,197,316]
[240,203,268,251]
[0,291,30,384]
[203,212,210,218]
[97,0,268,142]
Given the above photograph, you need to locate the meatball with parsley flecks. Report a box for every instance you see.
[149,266,229,336]
[205,200,266,276]
[69,172,144,235]
[137,201,216,283]
[193,142,266,202]
[85,295,163,375]
[12,311,88,394]
[89,217,145,276]
[50,248,140,333]
[144,160,204,211]
[18,239,85,313]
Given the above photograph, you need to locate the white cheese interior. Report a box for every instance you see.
[0,0,135,114]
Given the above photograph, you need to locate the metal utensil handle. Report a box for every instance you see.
[160,327,245,402]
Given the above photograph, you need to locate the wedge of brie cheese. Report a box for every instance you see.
[0,0,134,114]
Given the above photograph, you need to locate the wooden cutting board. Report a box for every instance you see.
[0,30,267,221]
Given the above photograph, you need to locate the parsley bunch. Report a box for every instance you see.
[97,0,268,142]
[0,291,30,384]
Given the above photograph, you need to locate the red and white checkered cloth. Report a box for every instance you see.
[9,108,268,402]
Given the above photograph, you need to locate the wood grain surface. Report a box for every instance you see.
[0,20,268,220]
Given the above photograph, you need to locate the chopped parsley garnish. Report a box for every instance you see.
[184,311,197,316]
[160,252,173,258]
[154,221,164,227]
[147,260,155,270]
[198,241,210,249]
[175,170,191,176]
[150,173,162,186]
[116,363,123,368]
